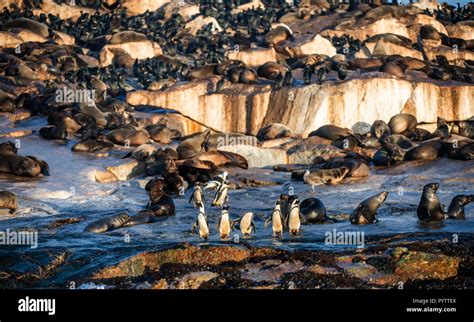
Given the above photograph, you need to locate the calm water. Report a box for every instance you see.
[0,112,473,285]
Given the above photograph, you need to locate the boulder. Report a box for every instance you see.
[280,34,337,58]
[227,47,278,67]
[0,32,23,48]
[32,0,103,22]
[99,41,163,66]
[185,16,222,36]
[121,0,172,16]
[371,39,423,60]
[446,22,474,41]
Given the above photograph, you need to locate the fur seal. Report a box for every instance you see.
[303,167,350,190]
[388,113,417,135]
[217,205,232,239]
[257,62,286,80]
[264,24,294,47]
[39,126,67,140]
[257,123,292,140]
[84,213,130,233]
[380,61,406,78]
[405,141,446,162]
[383,134,415,150]
[264,200,284,237]
[300,197,327,223]
[3,18,49,38]
[72,139,114,153]
[308,125,351,141]
[106,127,150,147]
[0,191,18,214]
[177,130,211,159]
[146,124,181,144]
[458,121,474,139]
[417,183,446,222]
[0,154,50,177]
[350,191,389,225]
[108,31,148,44]
[447,195,473,220]
[371,120,391,140]
[408,128,432,141]
[228,66,258,84]
[431,117,449,139]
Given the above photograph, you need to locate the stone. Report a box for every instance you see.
[99,41,163,67]
[394,251,460,280]
[32,0,103,22]
[121,0,171,16]
[174,271,218,289]
[0,31,23,48]
[105,160,145,181]
[240,260,305,283]
[185,16,222,36]
[446,23,474,41]
[371,39,424,60]
[227,47,278,67]
[280,34,337,58]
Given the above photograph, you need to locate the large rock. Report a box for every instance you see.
[161,1,200,20]
[363,17,410,39]
[185,16,222,36]
[0,32,23,48]
[121,0,172,16]
[446,22,474,40]
[280,34,336,58]
[371,39,423,60]
[227,47,278,67]
[127,76,473,138]
[423,44,474,62]
[99,41,163,67]
[32,0,102,22]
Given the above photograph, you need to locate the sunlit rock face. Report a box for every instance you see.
[120,0,172,16]
[99,41,163,67]
[127,76,473,138]
[227,48,278,67]
[31,0,103,22]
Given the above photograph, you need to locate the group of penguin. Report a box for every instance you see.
[187,171,473,240]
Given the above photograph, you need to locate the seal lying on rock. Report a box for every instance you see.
[303,167,350,190]
[257,123,292,141]
[350,191,389,225]
[0,191,18,214]
[0,154,50,177]
[388,113,417,135]
[308,125,351,141]
[71,139,115,153]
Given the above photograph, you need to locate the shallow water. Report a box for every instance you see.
[0,114,473,285]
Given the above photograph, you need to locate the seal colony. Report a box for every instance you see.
[0,2,473,244]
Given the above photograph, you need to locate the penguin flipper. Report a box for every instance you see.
[251,221,257,232]
[191,222,197,234]
[264,216,272,228]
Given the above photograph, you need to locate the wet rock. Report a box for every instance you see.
[104,160,145,182]
[47,217,84,229]
[240,259,305,283]
[92,244,280,280]
[0,129,32,138]
[174,271,219,289]
[32,0,103,22]
[393,251,460,280]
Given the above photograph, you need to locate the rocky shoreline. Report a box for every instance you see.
[0,233,472,289]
